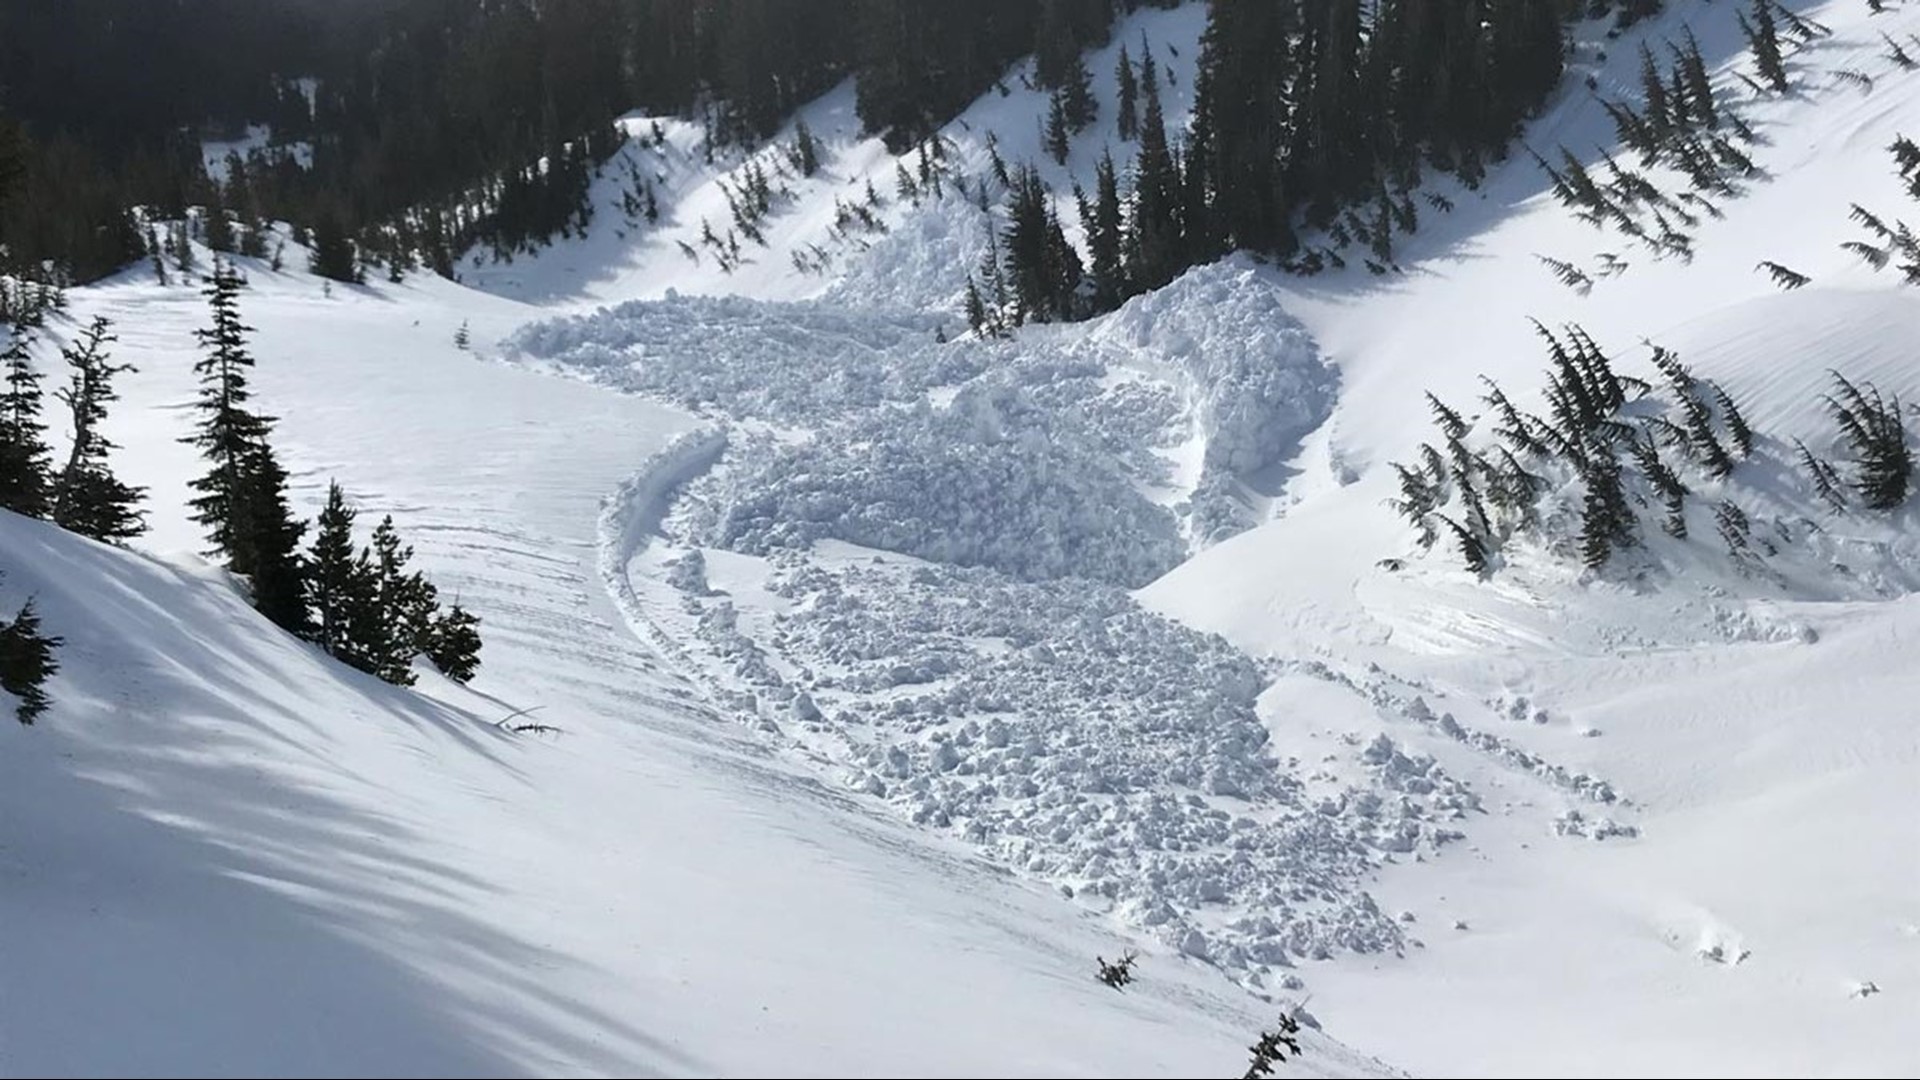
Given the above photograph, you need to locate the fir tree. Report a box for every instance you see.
[51,316,145,542]
[241,442,311,634]
[202,195,235,254]
[0,594,61,725]
[963,275,989,337]
[792,117,821,177]
[367,514,434,686]
[1115,45,1139,141]
[185,261,270,568]
[307,212,359,284]
[1126,61,1183,293]
[306,480,377,670]
[1045,92,1072,166]
[0,320,53,518]
[1710,381,1754,458]
[1825,372,1912,509]
[169,220,196,275]
[185,261,308,631]
[424,602,482,683]
[1088,151,1126,311]
[1579,444,1636,570]
[1062,53,1096,132]
[1242,1013,1304,1080]
[1741,0,1790,93]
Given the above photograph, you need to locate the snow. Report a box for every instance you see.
[1,265,1381,1078]
[8,0,1920,1074]
[202,123,312,181]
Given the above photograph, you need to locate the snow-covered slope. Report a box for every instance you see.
[1137,1,1920,1074]
[462,4,1205,313]
[7,0,1919,1075]
[0,266,1383,1078]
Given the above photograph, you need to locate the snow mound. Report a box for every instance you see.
[1079,257,1335,480]
[708,383,1186,587]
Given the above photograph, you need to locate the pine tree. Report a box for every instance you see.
[1741,0,1790,93]
[202,194,235,254]
[424,602,482,683]
[1242,1013,1303,1080]
[185,260,308,631]
[1115,46,1139,141]
[963,275,989,336]
[243,443,310,634]
[1825,372,1912,510]
[1579,444,1636,570]
[1045,92,1072,166]
[308,212,359,284]
[306,480,377,670]
[367,514,434,686]
[1088,151,1126,311]
[51,316,145,542]
[0,321,53,518]
[1062,53,1096,132]
[185,261,270,569]
[454,321,471,350]
[1127,62,1183,292]
[169,219,196,275]
[793,117,821,177]
[0,594,61,725]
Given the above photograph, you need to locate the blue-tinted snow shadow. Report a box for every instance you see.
[0,514,704,1079]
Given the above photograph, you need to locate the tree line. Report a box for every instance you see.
[0,0,1175,289]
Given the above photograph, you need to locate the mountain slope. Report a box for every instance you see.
[5,0,1918,1076]
[0,264,1384,1078]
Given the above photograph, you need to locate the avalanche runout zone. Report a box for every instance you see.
[505,262,1484,985]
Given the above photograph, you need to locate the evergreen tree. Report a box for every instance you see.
[1115,45,1139,141]
[793,117,821,177]
[1579,444,1636,570]
[306,480,377,670]
[1062,53,1097,132]
[0,320,53,518]
[963,275,989,336]
[185,261,269,568]
[1741,0,1790,93]
[1126,63,1183,293]
[1045,93,1072,166]
[51,316,145,542]
[239,441,310,635]
[185,260,308,631]
[1002,166,1082,324]
[1088,151,1126,311]
[307,211,359,284]
[0,593,61,725]
[202,193,236,254]
[169,219,196,275]
[367,514,434,686]
[1825,373,1912,510]
[424,602,482,684]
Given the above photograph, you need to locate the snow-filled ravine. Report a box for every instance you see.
[501,258,1567,987]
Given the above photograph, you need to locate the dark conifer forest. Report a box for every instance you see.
[0,1,1660,294]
